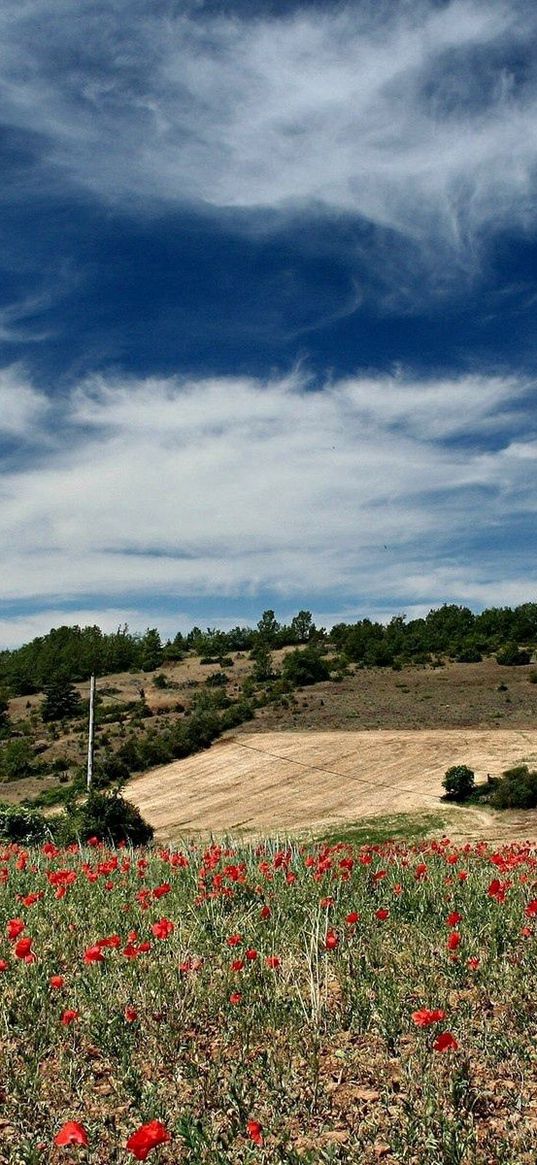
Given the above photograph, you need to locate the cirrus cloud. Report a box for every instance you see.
[0,364,535,644]
[0,0,536,271]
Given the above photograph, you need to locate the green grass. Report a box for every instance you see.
[316,811,448,846]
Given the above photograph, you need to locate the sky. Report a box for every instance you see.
[1,0,537,647]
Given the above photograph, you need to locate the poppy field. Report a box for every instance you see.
[1,835,537,1164]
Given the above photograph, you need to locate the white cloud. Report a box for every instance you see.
[0,0,536,270]
[0,365,536,635]
[0,608,148,650]
[0,365,49,435]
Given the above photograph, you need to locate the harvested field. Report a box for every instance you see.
[129,727,537,842]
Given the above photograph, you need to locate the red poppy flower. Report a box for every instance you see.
[467,957,480,971]
[226,933,242,946]
[260,905,271,920]
[6,918,25,941]
[345,911,360,924]
[246,948,258,960]
[411,1008,446,1027]
[446,912,462,928]
[124,1006,138,1022]
[61,1009,79,1025]
[229,992,242,1005]
[126,1119,171,1160]
[521,925,533,938]
[324,929,339,951]
[375,909,389,921]
[447,932,461,951]
[54,1121,88,1146]
[151,918,174,940]
[525,899,537,917]
[14,937,32,959]
[265,955,281,969]
[83,945,104,963]
[433,1031,459,1052]
[230,958,245,972]
[246,1119,263,1147]
[152,883,171,899]
[50,975,65,989]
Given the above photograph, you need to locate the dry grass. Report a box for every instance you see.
[129,728,537,843]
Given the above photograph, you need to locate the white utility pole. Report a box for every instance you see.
[86,673,96,793]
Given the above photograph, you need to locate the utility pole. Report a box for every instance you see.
[87,674,96,793]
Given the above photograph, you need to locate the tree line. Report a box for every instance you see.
[0,602,536,697]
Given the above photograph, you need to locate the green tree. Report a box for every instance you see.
[290,610,315,643]
[41,679,82,722]
[442,765,475,802]
[140,629,163,672]
[250,640,274,682]
[256,610,280,646]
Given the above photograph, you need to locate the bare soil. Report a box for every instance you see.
[129,727,537,843]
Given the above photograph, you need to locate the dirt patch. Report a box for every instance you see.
[129,727,537,843]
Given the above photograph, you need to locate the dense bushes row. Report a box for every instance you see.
[0,793,153,846]
[443,762,537,810]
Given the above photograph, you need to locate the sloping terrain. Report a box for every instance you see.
[129,727,537,842]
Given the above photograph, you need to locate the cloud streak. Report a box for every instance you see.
[1,0,536,274]
[1,365,536,634]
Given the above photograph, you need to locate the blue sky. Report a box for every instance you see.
[1,0,537,646]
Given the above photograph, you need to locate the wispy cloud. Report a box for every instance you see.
[0,365,49,435]
[0,365,535,635]
[0,0,536,282]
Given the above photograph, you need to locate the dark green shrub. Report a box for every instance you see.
[282,647,330,687]
[456,647,482,663]
[205,671,228,688]
[0,738,36,780]
[0,802,53,843]
[490,765,537,810]
[496,643,531,666]
[442,764,475,801]
[57,792,153,846]
[152,673,169,689]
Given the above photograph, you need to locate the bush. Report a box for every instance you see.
[0,738,36,780]
[456,647,482,663]
[442,764,475,801]
[205,671,228,688]
[57,792,154,846]
[496,643,531,666]
[282,647,330,688]
[0,802,53,843]
[490,765,537,810]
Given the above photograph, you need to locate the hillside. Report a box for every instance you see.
[2,652,537,840]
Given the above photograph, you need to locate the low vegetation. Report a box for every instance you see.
[0,834,537,1163]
